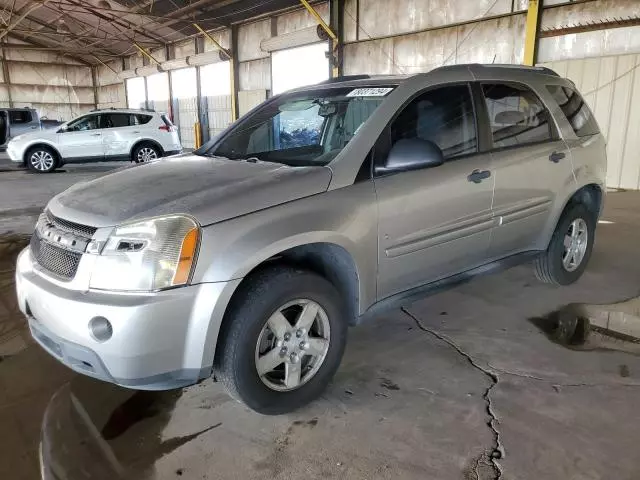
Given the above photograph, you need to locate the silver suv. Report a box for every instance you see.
[16,65,606,414]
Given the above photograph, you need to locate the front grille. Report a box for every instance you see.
[30,233,82,279]
[45,211,97,239]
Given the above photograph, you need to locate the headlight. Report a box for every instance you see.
[89,215,199,292]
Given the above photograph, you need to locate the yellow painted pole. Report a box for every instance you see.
[299,0,340,77]
[133,42,162,65]
[523,0,541,66]
[192,23,231,59]
[299,0,338,41]
[194,122,202,149]
[193,23,237,121]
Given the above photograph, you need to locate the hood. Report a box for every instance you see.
[47,155,332,227]
[12,128,56,142]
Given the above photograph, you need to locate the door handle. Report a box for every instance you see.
[549,151,566,163]
[90,133,102,136]
[467,169,491,184]
[132,131,140,134]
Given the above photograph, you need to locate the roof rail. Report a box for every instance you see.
[431,63,560,77]
[318,75,371,84]
[477,64,560,77]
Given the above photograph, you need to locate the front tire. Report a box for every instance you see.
[26,146,57,173]
[132,143,161,163]
[215,267,347,415]
[534,203,595,285]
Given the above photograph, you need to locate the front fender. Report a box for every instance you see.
[22,139,61,161]
[192,181,379,315]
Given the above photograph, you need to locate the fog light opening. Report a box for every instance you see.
[89,316,113,343]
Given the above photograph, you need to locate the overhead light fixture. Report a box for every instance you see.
[97,0,111,9]
[56,19,70,34]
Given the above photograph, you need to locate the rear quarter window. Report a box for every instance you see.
[546,85,600,137]
[133,114,153,125]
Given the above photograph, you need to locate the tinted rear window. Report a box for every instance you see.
[482,83,553,149]
[134,114,152,125]
[9,110,32,124]
[546,85,600,137]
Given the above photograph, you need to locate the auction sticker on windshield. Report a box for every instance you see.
[346,87,394,97]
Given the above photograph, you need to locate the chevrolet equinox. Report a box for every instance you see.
[16,64,606,414]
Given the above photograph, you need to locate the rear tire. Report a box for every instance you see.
[534,203,595,285]
[26,146,57,173]
[132,143,161,163]
[215,267,347,415]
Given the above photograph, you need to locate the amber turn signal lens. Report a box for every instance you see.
[172,227,199,285]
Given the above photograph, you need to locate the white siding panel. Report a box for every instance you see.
[542,53,640,189]
[619,61,640,190]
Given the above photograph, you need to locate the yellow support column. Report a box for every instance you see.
[193,23,238,121]
[523,0,542,66]
[299,0,340,77]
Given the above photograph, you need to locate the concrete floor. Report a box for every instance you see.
[1,161,639,479]
[0,153,129,235]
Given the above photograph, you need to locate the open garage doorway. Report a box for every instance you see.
[170,68,198,149]
[126,77,146,110]
[271,42,329,95]
[147,72,170,115]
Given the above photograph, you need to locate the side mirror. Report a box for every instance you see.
[57,126,67,133]
[376,138,444,175]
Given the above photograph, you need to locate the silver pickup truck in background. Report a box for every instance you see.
[0,108,64,150]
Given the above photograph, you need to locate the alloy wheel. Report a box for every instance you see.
[30,151,54,171]
[254,299,331,392]
[137,147,158,162]
[562,218,588,272]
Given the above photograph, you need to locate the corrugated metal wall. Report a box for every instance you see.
[542,54,640,190]
[0,47,95,121]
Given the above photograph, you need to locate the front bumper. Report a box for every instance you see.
[7,142,23,163]
[15,248,241,390]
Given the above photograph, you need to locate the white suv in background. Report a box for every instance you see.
[7,108,182,173]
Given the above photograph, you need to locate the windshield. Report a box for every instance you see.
[204,85,396,166]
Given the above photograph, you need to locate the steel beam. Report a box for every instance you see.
[134,42,161,65]
[523,0,543,66]
[91,66,98,109]
[193,23,230,59]
[1,40,13,107]
[230,23,239,122]
[0,0,53,42]
[330,0,344,77]
[540,17,640,38]
[300,0,339,77]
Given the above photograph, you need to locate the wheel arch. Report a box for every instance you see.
[130,139,164,161]
[23,142,62,164]
[541,183,604,249]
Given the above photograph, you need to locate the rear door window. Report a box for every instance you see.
[546,85,600,137]
[481,83,553,149]
[100,113,131,128]
[9,110,32,124]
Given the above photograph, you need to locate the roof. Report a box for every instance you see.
[0,0,305,64]
[91,108,161,114]
[288,64,561,93]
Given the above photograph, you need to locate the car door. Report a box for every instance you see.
[8,109,38,137]
[480,82,574,258]
[57,114,105,160]
[100,112,138,158]
[374,84,495,300]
